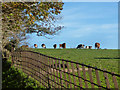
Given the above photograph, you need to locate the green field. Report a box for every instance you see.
[32,48,120,74]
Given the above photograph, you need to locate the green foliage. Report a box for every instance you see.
[2,58,43,88]
[4,39,18,52]
[2,2,64,37]
[2,1,64,58]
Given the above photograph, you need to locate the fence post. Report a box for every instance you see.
[95,67,101,90]
[82,65,88,88]
[88,65,94,88]
[76,64,83,89]
[47,57,51,88]
[112,72,118,89]
[66,61,72,88]
[47,74,50,88]
[103,69,110,89]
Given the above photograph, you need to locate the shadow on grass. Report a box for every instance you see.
[94,57,120,59]
[2,58,42,89]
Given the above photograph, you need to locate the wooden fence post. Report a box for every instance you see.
[62,61,67,88]
[71,63,77,88]
[76,64,83,89]
[58,60,63,88]
[95,67,101,90]
[88,67,94,88]
[82,65,88,88]
[103,69,110,89]
[47,57,51,88]
[66,61,72,88]
[112,72,119,89]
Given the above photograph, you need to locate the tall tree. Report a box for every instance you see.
[2,1,64,57]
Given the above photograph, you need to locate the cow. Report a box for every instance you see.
[62,43,66,48]
[86,46,89,49]
[89,46,92,49]
[59,44,62,48]
[21,45,29,48]
[76,44,85,49]
[53,44,57,49]
[59,43,66,48]
[34,44,37,48]
[95,42,100,49]
[41,44,46,48]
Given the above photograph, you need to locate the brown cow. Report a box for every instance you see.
[41,44,46,48]
[59,44,62,48]
[34,44,38,48]
[53,44,57,49]
[21,45,29,48]
[95,43,100,49]
[59,43,66,48]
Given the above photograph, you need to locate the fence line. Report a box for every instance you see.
[11,50,120,89]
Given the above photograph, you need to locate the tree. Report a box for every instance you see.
[2,1,64,57]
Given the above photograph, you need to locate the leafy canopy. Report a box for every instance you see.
[2,1,64,57]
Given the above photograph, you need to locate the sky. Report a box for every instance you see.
[26,2,118,49]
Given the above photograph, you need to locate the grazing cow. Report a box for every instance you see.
[53,44,57,49]
[34,44,37,48]
[41,44,46,48]
[95,42,100,49]
[21,45,29,48]
[89,46,92,49]
[76,44,85,49]
[59,44,62,48]
[62,43,66,48]
[86,46,89,49]
[59,43,66,48]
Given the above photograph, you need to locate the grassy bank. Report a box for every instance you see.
[2,58,43,89]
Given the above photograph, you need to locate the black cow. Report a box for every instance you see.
[76,44,85,49]
[53,44,57,49]
[89,46,92,49]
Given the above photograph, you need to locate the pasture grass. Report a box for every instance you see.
[18,48,120,88]
[32,48,119,74]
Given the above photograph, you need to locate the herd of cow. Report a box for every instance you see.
[21,42,100,49]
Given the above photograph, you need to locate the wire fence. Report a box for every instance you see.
[11,50,120,89]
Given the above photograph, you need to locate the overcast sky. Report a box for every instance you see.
[26,2,118,49]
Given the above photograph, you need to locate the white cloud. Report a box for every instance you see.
[100,24,118,29]
[61,23,118,38]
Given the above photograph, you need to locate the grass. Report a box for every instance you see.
[2,57,44,89]
[32,48,119,74]
[11,48,120,88]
